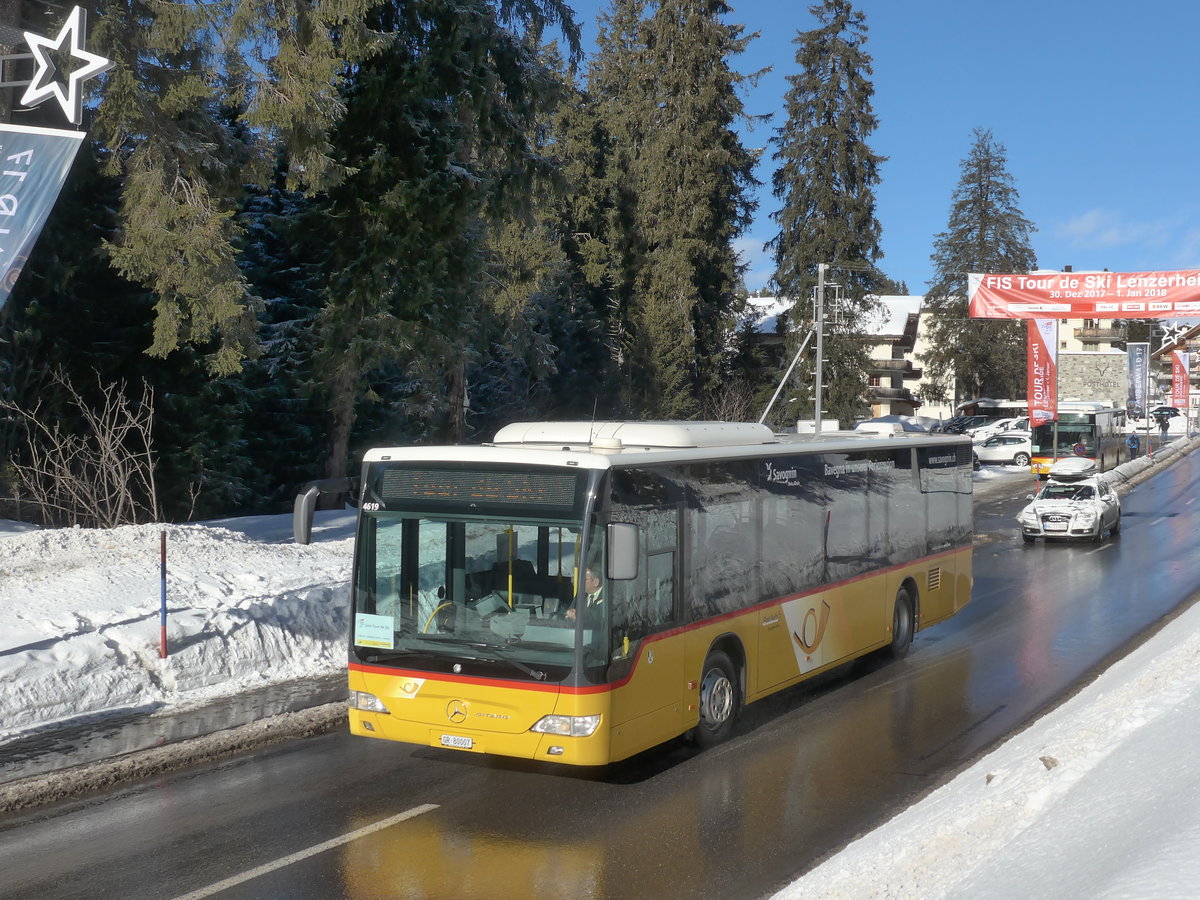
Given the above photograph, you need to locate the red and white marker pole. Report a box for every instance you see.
[159,530,168,659]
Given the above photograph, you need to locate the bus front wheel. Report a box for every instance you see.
[885,588,915,660]
[695,650,739,747]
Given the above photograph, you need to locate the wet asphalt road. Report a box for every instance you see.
[3,452,1200,900]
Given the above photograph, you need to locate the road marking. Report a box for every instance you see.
[1151,516,1169,526]
[171,803,439,900]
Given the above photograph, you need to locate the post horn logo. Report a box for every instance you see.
[792,600,832,655]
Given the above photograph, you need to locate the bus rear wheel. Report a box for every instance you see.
[884,588,915,659]
[695,650,739,747]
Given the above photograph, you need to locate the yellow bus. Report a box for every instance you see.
[340,421,973,766]
[1030,401,1127,477]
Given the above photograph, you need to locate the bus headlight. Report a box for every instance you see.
[350,690,390,714]
[530,714,601,737]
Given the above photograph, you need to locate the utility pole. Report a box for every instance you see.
[814,263,827,434]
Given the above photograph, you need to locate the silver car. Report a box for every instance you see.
[1017,468,1121,543]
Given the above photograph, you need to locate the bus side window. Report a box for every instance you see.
[610,510,677,651]
[691,499,757,616]
[645,551,675,628]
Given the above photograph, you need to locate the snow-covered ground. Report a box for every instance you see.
[2,449,1199,896]
[774,588,1200,899]
[0,510,355,741]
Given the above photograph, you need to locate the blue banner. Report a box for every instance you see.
[0,123,85,312]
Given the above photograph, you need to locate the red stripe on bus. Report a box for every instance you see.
[350,544,967,694]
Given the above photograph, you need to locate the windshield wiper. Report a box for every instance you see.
[470,642,549,681]
[358,649,411,664]
[400,634,549,680]
[361,644,546,680]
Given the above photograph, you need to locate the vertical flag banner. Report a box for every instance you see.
[0,123,85,312]
[1126,343,1149,420]
[1172,350,1189,410]
[1027,319,1058,427]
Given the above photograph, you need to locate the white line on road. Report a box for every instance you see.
[171,803,439,900]
[1151,516,1169,527]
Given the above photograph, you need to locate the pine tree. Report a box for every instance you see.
[90,1,266,375]
[0,141,262,522]
[307,1,580,477]
[584,0,759,418]
[88,0,577,379]
[547,51,627,416]
[768,0,886,428]
[471,182,611,435]
[231,178,329,509]
[0,140,151,516]
[921,128,1037,404]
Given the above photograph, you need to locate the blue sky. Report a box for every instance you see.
[560,1,1200,295]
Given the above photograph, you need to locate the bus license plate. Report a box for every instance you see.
[440,734,473,750]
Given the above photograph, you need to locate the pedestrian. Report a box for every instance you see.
[1126,431,1140,460]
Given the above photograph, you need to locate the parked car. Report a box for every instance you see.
[943,414,992,435]
[1016,458,1121,543]
[1149,406,1181,419]
[970,416,1030,440]
[972,431,1032,467]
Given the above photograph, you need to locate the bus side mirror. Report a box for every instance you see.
[293,485,320,545]
[293,476,359,544]
[607,523,640,581]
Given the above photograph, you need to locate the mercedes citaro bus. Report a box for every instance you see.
[301,421,973,766]
[1030,402,1127,477]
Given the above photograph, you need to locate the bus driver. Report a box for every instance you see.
[565,568,603,621]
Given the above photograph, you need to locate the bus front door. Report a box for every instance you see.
[607,529,684,760]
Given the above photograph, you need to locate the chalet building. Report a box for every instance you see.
[745,294,933,422]
[863,295,923,418]
[742,296,1190,427]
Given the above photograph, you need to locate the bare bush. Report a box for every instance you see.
[1,371,159,528]
[700,377,760,423]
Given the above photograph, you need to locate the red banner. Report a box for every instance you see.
[969,270,1200,319]
[1027,319,1058,427]
[1172,350,1190,410]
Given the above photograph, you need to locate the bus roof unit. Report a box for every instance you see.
[491,421,776,451]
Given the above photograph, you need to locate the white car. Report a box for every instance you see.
[1017,459,1121,543]
[972,431,1032,468]
[970,416,1030,440]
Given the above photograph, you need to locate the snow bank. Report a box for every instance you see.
[0,521,352,740]
[773,588,1200,899]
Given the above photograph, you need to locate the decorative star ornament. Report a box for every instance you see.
[20,7,113,127]
[1159,320,1192,352]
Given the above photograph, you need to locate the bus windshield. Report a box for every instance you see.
[353,512,611,675]
[350,457,608,677]
[1031,417,1095,456]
